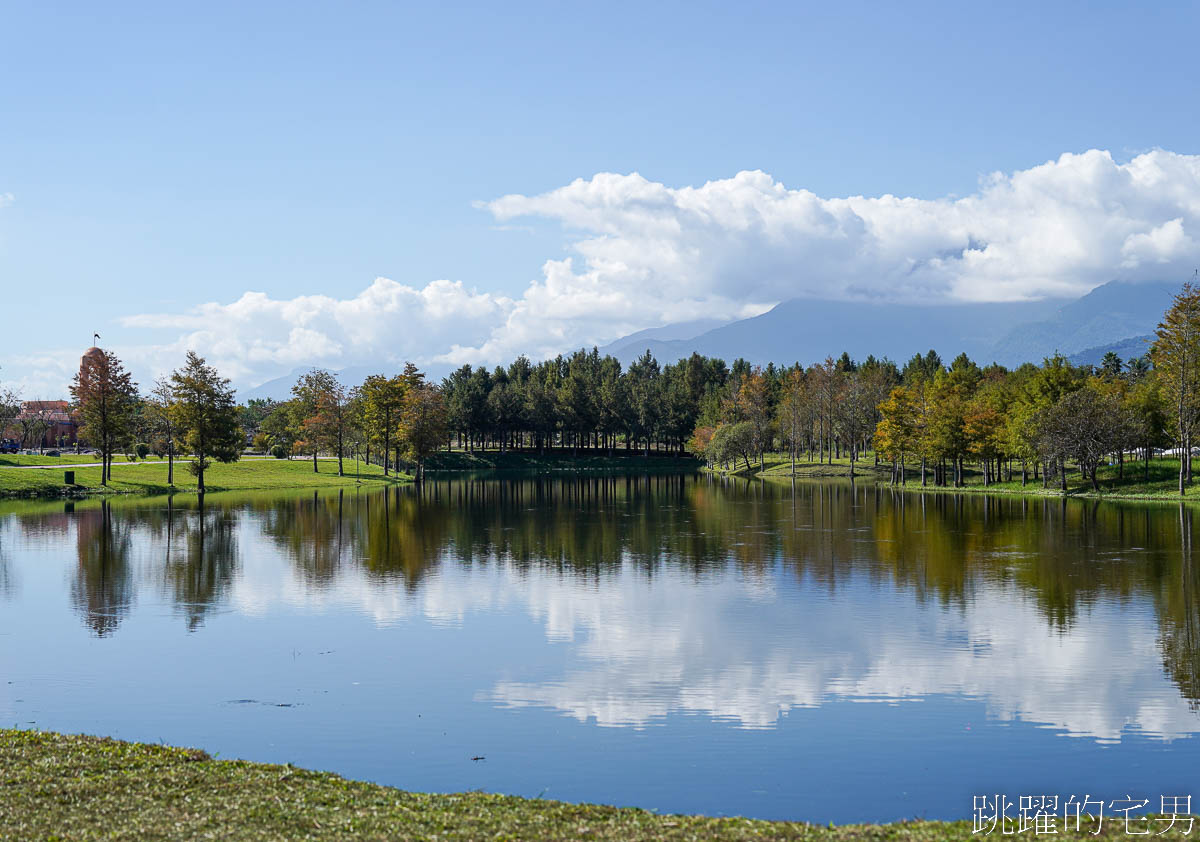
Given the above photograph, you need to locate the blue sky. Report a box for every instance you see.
[2,1,1199,394]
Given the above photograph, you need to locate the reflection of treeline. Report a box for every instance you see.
[251,479,1200,712]
[22,479,1200,708]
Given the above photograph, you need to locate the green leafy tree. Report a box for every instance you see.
[398,364,447,479]
[145,377,179,485]
[359,374,406,474]
[875,386,917,485]
[169,351,243,493]
[291,369,352,475]
[1152,281,1200,494]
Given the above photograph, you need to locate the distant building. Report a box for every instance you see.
[6,346,108,449]
[16,400,79,448]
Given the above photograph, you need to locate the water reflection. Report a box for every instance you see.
[70,502,134,637]
[6,476,1200,742]
[160,497,241,631]
[0,514,13,599]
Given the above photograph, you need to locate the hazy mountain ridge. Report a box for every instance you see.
[988,281,1174,363]
[606,280,1178,369]
[241,280,1179,400]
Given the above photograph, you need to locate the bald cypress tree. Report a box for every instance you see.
[70,350,138,485]
[170,352,242,494]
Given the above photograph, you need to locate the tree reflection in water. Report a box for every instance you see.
[160,495,240,632]
[70,500,134,637]
[29,475,1200,711]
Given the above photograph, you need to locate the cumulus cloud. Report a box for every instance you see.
[116,278,513,387]
[37,148,1200,392]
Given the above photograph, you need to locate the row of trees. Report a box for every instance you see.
[57,354,452,486]
[245,363,447,479]
[437,349,730,456]
[69,351,242,492]
[691,282,1200,497]
[870,353,1163,490]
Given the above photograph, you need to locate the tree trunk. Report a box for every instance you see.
[1181,447,1187,496]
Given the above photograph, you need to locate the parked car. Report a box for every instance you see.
[0,439,18,454]
[44,450,61,457]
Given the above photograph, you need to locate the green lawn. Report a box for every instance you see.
[0,452,167,467]
[0,729,1156,841]
[0,456,410,497]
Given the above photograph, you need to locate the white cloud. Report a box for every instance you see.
[11,148,1200,395]
[484,149,1200,317]
[115,278,512,387]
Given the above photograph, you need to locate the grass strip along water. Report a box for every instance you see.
[0,729,1176,841]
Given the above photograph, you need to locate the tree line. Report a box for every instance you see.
[696,282,1200,497]
[9,281,1200,495]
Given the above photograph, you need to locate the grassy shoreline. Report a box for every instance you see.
[0,450,700,499]
[0,729,1148,841]
[0,456,412,499]
[707,453,1200,504]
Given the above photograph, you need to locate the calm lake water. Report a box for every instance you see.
[2,474,1199,823]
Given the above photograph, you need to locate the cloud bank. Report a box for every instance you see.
[11,148,1200,395]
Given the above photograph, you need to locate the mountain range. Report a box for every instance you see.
[601,279,1176,370]
[241,280,1177,400]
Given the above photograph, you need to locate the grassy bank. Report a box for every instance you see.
[426,449,702,472]
[711,452,1200,503]
[0,729,1147,841]
[0,456,410,498]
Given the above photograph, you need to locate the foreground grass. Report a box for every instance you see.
[0,730,1161,841]
[0,457,410,498]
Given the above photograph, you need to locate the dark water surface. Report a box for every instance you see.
[3,475,1199,823]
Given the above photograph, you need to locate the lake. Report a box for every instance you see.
[2,474,1198,823]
